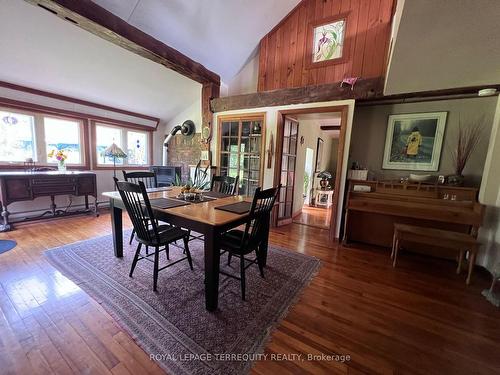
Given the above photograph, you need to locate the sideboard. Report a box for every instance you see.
[0,171,98,231]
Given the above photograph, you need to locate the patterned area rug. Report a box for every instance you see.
[45,232,320,375]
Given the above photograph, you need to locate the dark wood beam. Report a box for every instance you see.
[320,125,341,131]
[211,78,384,112]
[357,84,500,105]
[27,0,220,85]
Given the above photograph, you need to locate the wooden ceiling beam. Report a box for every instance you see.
[320,125,341,131]
[26,0,220,85]
[211,78,384,113]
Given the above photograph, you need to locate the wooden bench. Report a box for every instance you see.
[391,223,480,285]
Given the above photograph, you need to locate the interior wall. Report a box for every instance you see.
[293,119,338,216]
[478,96,500,272]
[225,52,259,96]
[212,99,356,238]
[349,97,498,186]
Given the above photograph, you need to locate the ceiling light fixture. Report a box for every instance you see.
[478,88,497,97]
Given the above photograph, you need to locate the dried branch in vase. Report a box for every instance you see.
[452,118,483,176]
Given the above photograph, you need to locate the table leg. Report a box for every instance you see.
[204,227,220,311]
[0,203,11,232]
[466,251,476,285]
[110,199,123,258]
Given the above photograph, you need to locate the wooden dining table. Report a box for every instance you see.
[102,186,269,311]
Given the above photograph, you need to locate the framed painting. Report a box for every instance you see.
[315,137,324,172]
[306,13,349,69]
[382,112,447,171]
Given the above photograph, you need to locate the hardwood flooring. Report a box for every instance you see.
[0,213,499,375]
[293,205,331,229]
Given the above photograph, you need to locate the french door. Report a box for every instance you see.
[277,117,298,226]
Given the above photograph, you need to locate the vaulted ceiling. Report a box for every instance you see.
[91,0,301,82]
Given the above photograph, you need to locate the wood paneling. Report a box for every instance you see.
[258,0,395,91]
[0,213,498,374]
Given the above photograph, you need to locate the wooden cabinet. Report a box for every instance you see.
[0,171,98,231]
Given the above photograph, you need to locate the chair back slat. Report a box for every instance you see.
[211,175,239,195]
[241,185,280,247]
[114,178,159,243]
[122,171,158,189]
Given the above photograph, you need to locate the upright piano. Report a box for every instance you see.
[343,180,484,258]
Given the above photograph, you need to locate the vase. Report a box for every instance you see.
[58,161,67,172]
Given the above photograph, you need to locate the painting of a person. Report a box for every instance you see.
[405,126,422,158]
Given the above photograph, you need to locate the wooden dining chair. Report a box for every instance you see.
[123,170,158,245]
[210,175,239,195]
[114,178,193,291]
[218,184,280,300]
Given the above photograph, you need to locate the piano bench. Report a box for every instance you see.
[391,223,480,285]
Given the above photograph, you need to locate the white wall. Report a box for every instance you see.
[212,99,356,238]
[225,52,260,96]
[478,96,500,271]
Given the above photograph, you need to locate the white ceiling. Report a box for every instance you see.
[0,0,201,124]
[91,0,301,82]
[385,0,500,95]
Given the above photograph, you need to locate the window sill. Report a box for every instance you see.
[92,165,151,171]
[0,164,90,171]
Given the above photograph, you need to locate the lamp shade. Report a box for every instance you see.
[104,143,127,159]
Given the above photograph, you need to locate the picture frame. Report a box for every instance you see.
[305,13,350,69]
[315,137,324,172]
[382,112,447,171]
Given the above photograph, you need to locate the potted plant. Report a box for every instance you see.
[448,119,483,186]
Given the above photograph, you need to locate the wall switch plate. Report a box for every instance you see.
[201,150,209,161]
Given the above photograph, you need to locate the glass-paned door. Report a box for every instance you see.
[277,118,298,225]
[218,116,264,196]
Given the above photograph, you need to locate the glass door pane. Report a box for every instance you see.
[277,117,299,223]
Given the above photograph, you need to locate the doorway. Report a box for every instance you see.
[273,106,348,241]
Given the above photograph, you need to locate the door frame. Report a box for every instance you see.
[272,105,349,241]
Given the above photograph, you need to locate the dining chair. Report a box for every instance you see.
[210,175,239,195]
[218,184,280,300]
[114,178,193,291]
[123,170,158,245]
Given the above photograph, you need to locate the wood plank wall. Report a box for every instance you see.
[258,0,394,91]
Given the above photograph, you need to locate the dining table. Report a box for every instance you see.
[102,186,270,311]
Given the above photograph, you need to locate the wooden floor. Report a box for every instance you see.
[0,213,499,375]
[293,205,331,229]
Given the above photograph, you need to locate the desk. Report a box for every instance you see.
[102,187,269,312]
[0,171,98,231]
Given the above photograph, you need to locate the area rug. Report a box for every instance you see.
[45,231,320,375]
[0,239,17,254]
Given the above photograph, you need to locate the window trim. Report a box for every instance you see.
[90,120,154,170]
[0,105,90,170]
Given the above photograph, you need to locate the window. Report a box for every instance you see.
[44,117,82,164]
[95,123,150,167]
[0,110,36,162]
[127,131,148,165]
[0,109,85,166]
[95,125,123,165]
[218,115,265,196]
